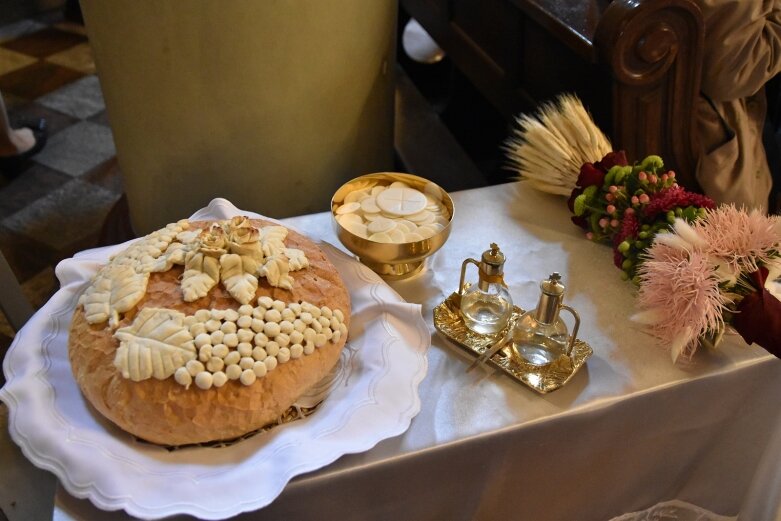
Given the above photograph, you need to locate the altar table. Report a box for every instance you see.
[45,182,781,520]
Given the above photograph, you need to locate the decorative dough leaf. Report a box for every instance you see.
[259,226,288,257]
[113,308,196,381]
[80,265,150,327]
[181,251,220,302]
[220,254,258,304]
[148,242,191,273]
[259,254,294,290]
[284,248,309,271]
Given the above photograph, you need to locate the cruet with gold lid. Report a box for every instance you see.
[458,243,513,335]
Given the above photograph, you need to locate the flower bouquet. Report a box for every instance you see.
[505,94,781,362]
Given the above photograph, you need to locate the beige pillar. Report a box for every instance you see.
[81,1,396,233]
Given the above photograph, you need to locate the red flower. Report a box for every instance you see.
[614,212,639,246]
[576,162,606,189]
[571,215,588,230]
[644,186,716,220]
[732,266,781,356]
[611,213,639,267]
[595,150,628,171]
[613,248,624,268]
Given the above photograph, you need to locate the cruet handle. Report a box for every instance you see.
[560,304,581,355]
[458,258,481,296]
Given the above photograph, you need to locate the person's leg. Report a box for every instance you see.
[0,91,36,158]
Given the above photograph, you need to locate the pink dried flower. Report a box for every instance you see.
[635,243,730,363]
[607,204,616,215]
[639,194,650,204]
[638,172,647,181]
[695,205,781,273]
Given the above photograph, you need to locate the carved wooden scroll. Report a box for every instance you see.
[595,0,704,192]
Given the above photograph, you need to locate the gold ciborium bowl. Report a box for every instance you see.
[331,172,454,280]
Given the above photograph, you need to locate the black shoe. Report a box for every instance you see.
[0,119,48,177]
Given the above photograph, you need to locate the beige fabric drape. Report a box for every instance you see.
[696,0,781,210]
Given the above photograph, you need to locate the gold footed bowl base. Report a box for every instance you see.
[433,293,593,393]
[361,258,426,280]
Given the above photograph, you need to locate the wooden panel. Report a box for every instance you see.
[596,0,703,190]
[521,20,612,131]
[403,0,704,191]
[450,0,523,79]
[511,0,611,60]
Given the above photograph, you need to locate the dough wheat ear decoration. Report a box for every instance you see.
[504,94,612,195]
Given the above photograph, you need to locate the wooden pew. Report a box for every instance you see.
[401,0,704,190]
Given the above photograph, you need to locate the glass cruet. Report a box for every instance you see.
[458,243,514,335]
[511,272,580,366]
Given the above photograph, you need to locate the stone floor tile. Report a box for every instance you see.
[1,27,85,58]
[0,225,58,283]
[0,60,83,100]
[20,265,57,309]
[33,121,115,177]
[52,21,87,36]
[37,74,103,119]
[0,47,36,76]
[0,19,46,44]
[0,317,11,346]
[2,179,118,251]
[0,403,57,521]
[0,164,71,219]
[0,91,26,110]
[0,266,58,332]
[45,42,94,75]
[8,101,78,137]
[32,8,66,26]
[81,156,124,195]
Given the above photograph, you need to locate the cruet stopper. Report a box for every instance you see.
[458,243,513,335]
[511,272,581,366]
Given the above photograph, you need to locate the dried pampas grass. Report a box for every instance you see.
[504,94,612,195]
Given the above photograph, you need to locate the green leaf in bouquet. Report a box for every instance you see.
[573,194,588,216]
[613,166,632,185]
[583,184,599,202]
[639,155,664,173]
[625,175,640,195]
[604,165,623,187]
[589,212,602,234]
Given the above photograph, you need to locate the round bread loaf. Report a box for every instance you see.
[68,219,350,446]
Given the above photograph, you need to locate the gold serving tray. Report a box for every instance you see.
[433,293,592,394]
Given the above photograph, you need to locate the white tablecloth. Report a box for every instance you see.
[52,182,781,520]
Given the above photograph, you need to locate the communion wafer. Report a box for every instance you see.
[334,180,449,243]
